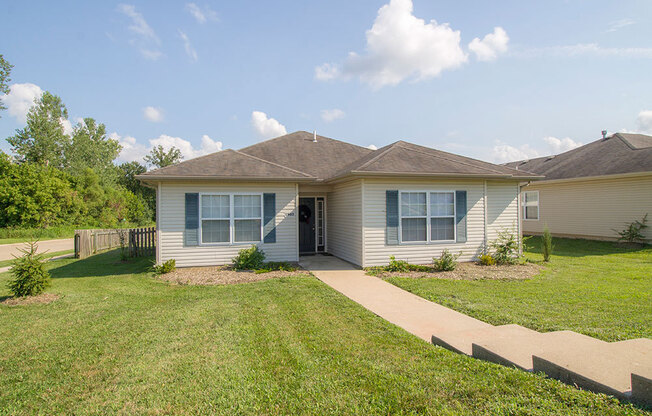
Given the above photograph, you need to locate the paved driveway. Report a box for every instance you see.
[0,239,74,262]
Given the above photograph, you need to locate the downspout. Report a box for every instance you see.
[361,179,365,267]
[156,181,161,265]
[483,180,488,252]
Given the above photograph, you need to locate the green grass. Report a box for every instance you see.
[0,250,647,415]
[0,249,74,269]
[386,237,652,342]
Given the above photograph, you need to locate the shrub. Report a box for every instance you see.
[615,214,648,244]
[254,262,299,274]
[386,256,411,272]
[118,229,129,261]
[490,229,521,265]
[478,254,496,266]
[541,226,553,262]
[232,245,266,270]
[7,242,51,297]
[152,259,176,275]
[432,249,461,271]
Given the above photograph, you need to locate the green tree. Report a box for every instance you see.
[7,91,69,168]
[0,54,13,116]
[117,161,155,221]
[144,145,182,168]
[65,118,121,180]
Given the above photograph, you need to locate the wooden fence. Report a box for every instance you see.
[74,227,156,259]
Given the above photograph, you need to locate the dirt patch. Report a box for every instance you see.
[158,265,312,286]
[369,262,543,281]
[1,293,61,306]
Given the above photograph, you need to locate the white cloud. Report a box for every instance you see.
[606,18,635,33]
[178,30,198,62]
[1,83,43,123]
[143,106,164,122]
[112,132,222,163]
[541,136,583,153]
[60,118,74,136]
[320,108,345,122]
[367,144,378,150]
[316,0,474,88]
[520,43,652,59]
[185,3,218,24]
[636,110,652,133]
[117,4,162,60]
[251,111,287,139]
[491,136,583,163]
[468,27,509,62]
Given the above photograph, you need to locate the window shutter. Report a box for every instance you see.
[386,190,399,245]
[185,193,199,246]
[455,190,467,243]
[263,193,276,243]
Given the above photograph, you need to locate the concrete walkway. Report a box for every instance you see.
[299,254,491,342]
[0,239,73,262]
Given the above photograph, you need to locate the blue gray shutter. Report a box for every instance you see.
[386,190,399,245]
[263,193,276,243]
[185,193,199,246]
[455,190,467,243]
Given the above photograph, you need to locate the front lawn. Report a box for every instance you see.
[386,237,652,342]
[0,250,647,414]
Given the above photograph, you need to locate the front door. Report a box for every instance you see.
[299,198,315,253]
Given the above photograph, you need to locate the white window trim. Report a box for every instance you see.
[398,190,457,244]
[199,192,264,245]
[522,190,539,221]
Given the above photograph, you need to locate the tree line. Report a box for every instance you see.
[0,55,182,230]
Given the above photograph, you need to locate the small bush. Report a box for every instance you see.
[615,214,648,244]
[478,254,495,266]
[7,242,51,297]
[541,226,553,262]
[490,229,521,265]
[386,255,411,272]
[432,249,461,271]
[152,259,176,275]
[254,262,299,274]
[232,245,266,270]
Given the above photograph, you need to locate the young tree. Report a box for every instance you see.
[0,54,13,116]
[144,145,182,168]
[65,118,121,180]
[7,91,69,168]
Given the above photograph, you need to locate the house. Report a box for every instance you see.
[137,131,541,267]
[504,133,652,242]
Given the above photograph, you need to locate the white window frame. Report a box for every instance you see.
[199,192,263,245]
[522,191,539,221]
[398,190,457,244]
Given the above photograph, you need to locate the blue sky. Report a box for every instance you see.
[1,0,651,164]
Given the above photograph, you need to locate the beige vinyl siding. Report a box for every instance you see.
[327,180,363,265]
[158,181,298,267]
[522,175,652,242]
[486,181,520,241]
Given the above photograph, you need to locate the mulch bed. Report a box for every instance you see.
[1,293,61,306]
[370,262,543,281]
[158,265,312,286]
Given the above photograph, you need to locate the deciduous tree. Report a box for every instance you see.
[144,145,182,168]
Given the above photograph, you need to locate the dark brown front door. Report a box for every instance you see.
[299,198,315,253]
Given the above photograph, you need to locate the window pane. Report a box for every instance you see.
[431,217,455,241]
[430,192,454,216]
[202,220,229,243]
[234,219,261,242]
[234,195,261,218]
[525,206,539,220]
[525,192,538,204]
[401,218,426,241]
[401,192,426,216]
[201,195,229,218]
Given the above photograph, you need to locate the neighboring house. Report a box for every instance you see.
[505,133,652,242]
[137,131,540,267]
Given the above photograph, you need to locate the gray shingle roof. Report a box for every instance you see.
[138,131,542,182]
[503,133,652,181]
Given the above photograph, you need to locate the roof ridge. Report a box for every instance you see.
[231,149,314,177]
[354,141,400,171]
[613,132,639,150]
[144,148,232,175]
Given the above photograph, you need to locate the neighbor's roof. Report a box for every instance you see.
[137,131,542,182]
[504,133,652,181]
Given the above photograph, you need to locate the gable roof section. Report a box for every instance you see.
[504,133,652,181]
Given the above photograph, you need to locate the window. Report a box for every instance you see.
[200,194,262,244]
[523,191,539,220]
[400,191,455,243]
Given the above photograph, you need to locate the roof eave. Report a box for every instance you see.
[135,174,317,183]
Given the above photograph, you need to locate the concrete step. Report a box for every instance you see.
[631,373,652,407]
[431,324,537,356]
[532,333,652,400]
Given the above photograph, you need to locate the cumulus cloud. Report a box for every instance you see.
[491,136,583,163]
[1,83,43,123]
[143,106,164,122]
[112,132,223,163]
[117,4,162,60]
[636,110,652,133]
[251,111,287,139]
[179,30,198,62]
[320,109,345,122]
[60,118,74,136]
[367,144,378,150]
[541,136,583,153]
[185,3,218,24]
[468,27,509,61]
